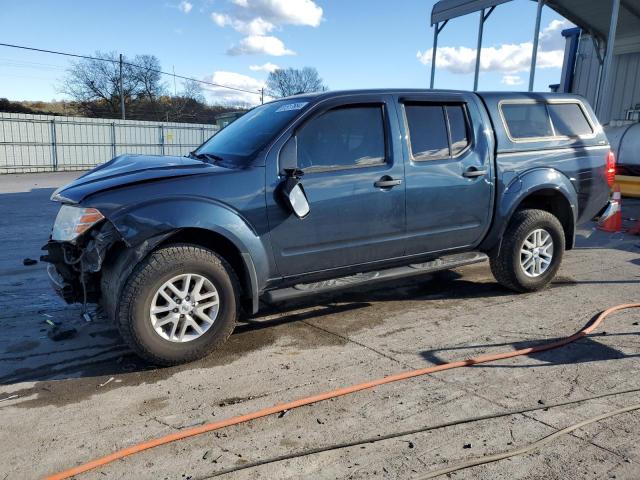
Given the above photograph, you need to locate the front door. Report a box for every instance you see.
[397,94,494,255]
[266,96,406,277]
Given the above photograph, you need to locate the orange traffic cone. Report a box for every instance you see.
[597,186,623,233]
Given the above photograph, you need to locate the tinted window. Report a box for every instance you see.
[405,104,449,160]
[446,105,470,156]
[197,99,308,165]
[297,105,385,171]
[548,103,593,136]
[501,103,554,139]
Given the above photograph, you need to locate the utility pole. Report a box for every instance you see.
[173,65,177,96]
[119,53,125,120]
[260,88,264,104]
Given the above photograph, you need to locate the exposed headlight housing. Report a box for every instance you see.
[51,205,104,242]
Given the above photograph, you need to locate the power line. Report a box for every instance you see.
[0,42,261,95]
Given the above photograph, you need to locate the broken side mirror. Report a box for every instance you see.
[280,170,310,219]
[278,136,310,219]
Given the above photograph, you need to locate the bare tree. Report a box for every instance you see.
[181,79,206,103]
[61,51,165,115]
[265,67,327,98]
[133,55,165,100]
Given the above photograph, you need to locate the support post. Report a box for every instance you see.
[430,23,439,89]
[50,119,58,172]
[474,9,485,91]
[119,53,125,120]
[528,0,545,92]
[160,125,165,155]
[111,122,116,158]
[260,88,264,104]
[597,0,621,117]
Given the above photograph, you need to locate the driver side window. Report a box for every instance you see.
[297,105,386,173]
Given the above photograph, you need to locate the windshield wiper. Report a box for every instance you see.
[188,151,225,164]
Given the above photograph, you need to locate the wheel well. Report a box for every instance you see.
[516,189,574,250]
[157,228,251,306]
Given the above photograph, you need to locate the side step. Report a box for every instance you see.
[264,251,488,303]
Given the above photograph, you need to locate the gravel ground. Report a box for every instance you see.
[0,172,639,480]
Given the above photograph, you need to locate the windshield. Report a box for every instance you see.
[195,99,310,166]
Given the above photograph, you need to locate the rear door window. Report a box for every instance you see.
[404,103,471,160]
[297,105,386,172]
[404,104,450,160]
[501,103,554,139]
[548,103,593,136]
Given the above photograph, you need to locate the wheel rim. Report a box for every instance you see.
[149,273,219,343]
[520,228,554,278]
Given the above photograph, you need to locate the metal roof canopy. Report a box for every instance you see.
[431,0,512,25]
[428,0,637,114]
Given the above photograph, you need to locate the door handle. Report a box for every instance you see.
[374,176,402,188]
[462,167,488,178]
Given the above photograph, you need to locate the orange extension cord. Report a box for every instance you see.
[46,303,640,480]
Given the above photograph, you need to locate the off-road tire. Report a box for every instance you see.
[117,244,240,366]
[489,209,565,293]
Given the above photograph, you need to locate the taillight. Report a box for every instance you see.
[606,150,616,187]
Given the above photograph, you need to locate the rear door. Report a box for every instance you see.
[266,95,407,277]
[396,93,494,255]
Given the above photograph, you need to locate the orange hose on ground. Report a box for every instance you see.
[46,303,640,480]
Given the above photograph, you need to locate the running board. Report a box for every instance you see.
[264,251,488,303]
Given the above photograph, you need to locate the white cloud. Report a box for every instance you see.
[178,1,192,13]
[202,71,266,106]
[211,13,275,35]
[227,35,295,56]
[232,0,323,27]
[212,0,323,56]
[539,19,572,51]
[501,74,524,86]
[416,20,571,75]
[249,62,280,72]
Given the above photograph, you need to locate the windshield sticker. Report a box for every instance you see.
[276,102,308,112]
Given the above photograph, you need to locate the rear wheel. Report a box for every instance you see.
[489,209,565,292]
[117,244,239,365]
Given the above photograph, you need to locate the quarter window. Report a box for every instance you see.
[548,103,593,136]
[447,105,470,156]
[297,105,386,172]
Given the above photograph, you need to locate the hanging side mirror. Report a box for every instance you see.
[278,136,309,219]
[280,169,310,219]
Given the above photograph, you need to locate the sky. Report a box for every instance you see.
[0,0,572,106]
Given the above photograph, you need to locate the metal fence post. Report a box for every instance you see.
[201,126,205,143]
[111,122,117,158]
[50,118,58,171]
[160,125,165,155]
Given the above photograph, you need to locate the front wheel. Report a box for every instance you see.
[117,244,240,366]
[489,209,565,292]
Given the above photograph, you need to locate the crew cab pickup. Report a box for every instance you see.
[43,90,613,365]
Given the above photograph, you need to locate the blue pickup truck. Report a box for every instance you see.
[43,90,614,365]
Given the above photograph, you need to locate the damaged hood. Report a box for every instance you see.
[52,154,219,203]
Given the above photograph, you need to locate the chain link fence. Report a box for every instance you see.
[0,112,219,174]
